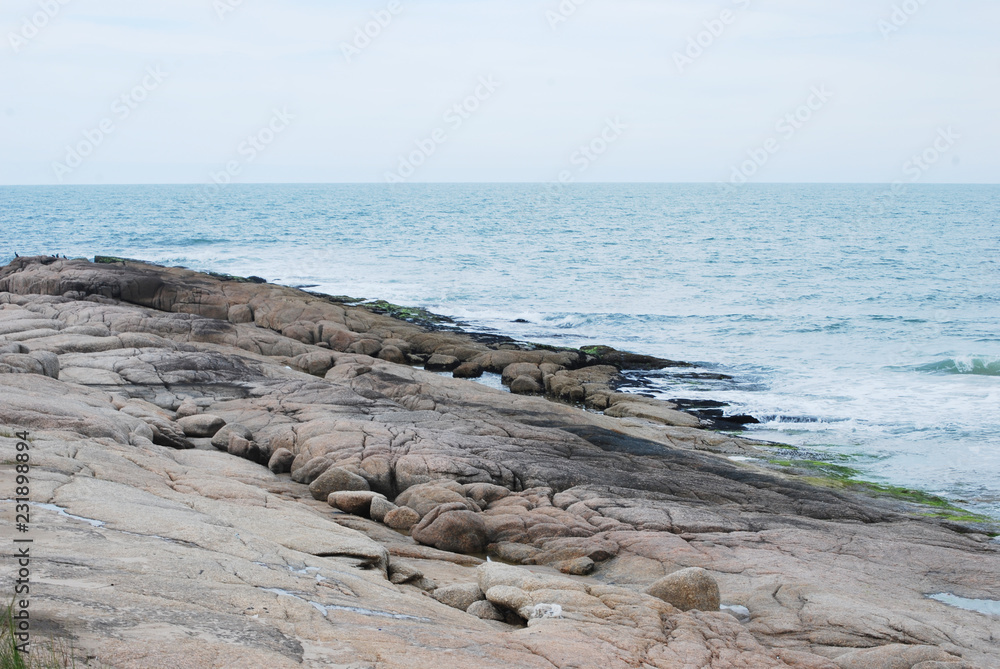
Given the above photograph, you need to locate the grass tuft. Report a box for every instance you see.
[1,601,80,669]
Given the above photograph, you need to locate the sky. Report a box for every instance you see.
[1,0,998,185]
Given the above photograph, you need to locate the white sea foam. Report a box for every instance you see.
[4,183,998,517]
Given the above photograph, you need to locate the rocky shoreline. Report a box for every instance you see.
[1,256,998,668]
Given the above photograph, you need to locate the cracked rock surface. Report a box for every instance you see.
[1,257,998,668]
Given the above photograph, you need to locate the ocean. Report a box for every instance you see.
[2,183,998,518]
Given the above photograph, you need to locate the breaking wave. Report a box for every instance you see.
[914,356,1000,376]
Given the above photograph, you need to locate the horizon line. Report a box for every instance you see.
[2,181,998,187]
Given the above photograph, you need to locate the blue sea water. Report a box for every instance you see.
[2,183,999,518]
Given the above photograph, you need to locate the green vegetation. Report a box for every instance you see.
[323,295,366,304]
[93,255,147,265]
[1,601,78,669]
[762,456,996,527]
[362,300,453,325]
[768,458,861,481]
[580,345,615,357]
[201,270,266,284]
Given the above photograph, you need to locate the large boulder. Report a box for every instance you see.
[501,362,542,385]
[308,466,370,501]
[377,345,407,365]
[466,599,505,621]
[177,413,226,438]
[383,506,420,532]
[328,491,385,516]
[452,362,484,379]
[411,503,488,554]
[369,496,398,523]
[290,456,333,484]
[268,448,295,474]
[464,482,510,507]
[395,480,476,517]
[510,375,543,395]
[424,354,460,371]
[646,567,720,612]
[211,423,253,450]
[432,583,484,611]
[227,435,268,464]
[554,557,595,575]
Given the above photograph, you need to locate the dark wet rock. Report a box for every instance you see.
[452,362,484,379]
[580,345,692,371]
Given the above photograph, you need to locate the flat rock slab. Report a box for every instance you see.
[0,257,997,669]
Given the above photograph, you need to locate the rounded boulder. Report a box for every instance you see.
[646,567,720,612]
[268,448,295,474]
[384,506,420,532]
[308,466,370,501]
[411,504,488,554]
[328,491,385,516]
[177,414,226,438]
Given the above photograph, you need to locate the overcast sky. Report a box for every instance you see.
[1,0,997,185]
